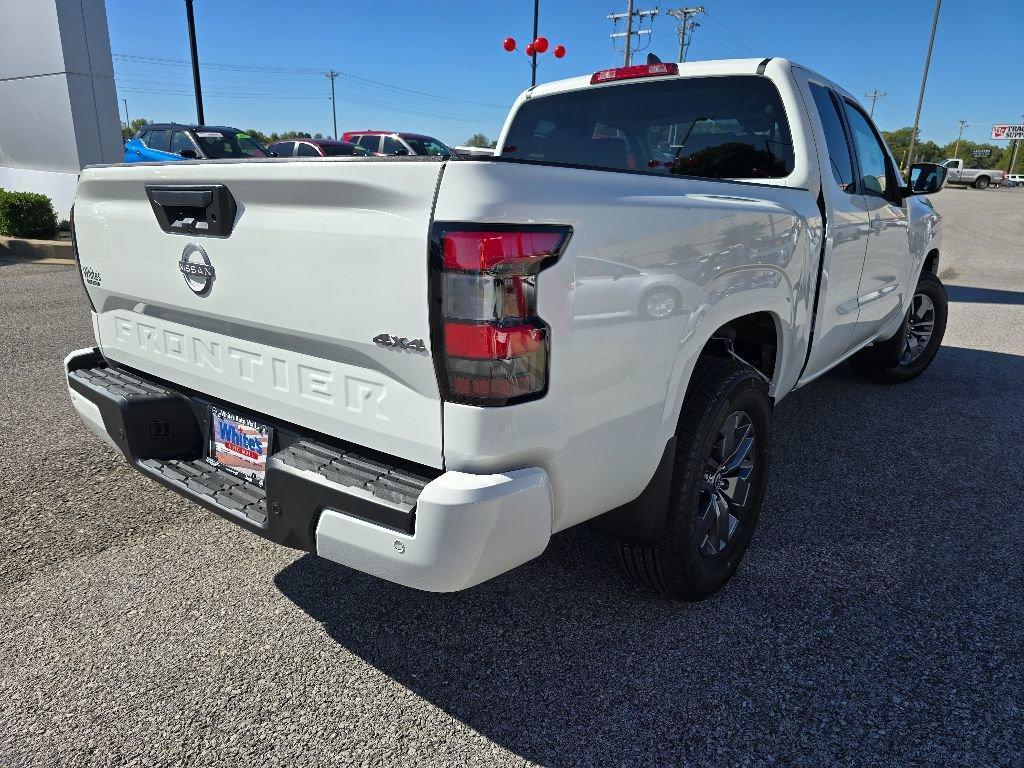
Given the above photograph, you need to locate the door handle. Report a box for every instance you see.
[869,217,882,234]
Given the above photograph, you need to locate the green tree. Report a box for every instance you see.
[244,128,270,145]
[122,118,151,141]
[465,133,497,148]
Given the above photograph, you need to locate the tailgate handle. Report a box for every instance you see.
[146,184,237,237]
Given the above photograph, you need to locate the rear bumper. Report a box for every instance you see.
[65,347,552,591]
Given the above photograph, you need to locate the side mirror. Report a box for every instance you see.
[178,148,198,159]
[906,162,947,195]
[391,148,410,156]
[269,151,279,158]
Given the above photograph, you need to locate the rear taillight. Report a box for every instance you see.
[590,63,679,84]
[431,225,570,406]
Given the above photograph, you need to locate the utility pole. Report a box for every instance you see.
[953,119,968,160]
[184,0,205,125]
[864,89,886,118]
[121,98,130,130]
[325,70,340,139]
[608,1,659,66]
[904,0,940,173]
[667,7,704,62]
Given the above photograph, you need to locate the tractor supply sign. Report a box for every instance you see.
[991,124,1024,140]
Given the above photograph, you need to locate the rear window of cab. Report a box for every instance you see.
[502,75,794,181]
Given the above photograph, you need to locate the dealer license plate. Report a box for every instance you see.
[209,408,273,488]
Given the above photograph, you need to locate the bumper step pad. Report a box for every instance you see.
[140,458,268,526]
[274,441,432,513]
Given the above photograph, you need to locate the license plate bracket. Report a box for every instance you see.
[208,407,273,488]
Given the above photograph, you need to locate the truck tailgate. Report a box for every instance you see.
[73,158,445,468]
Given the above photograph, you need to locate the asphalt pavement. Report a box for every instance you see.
[1,187,1022,767]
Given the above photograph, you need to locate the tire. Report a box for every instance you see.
[614,358,771,601]
[849,271,947,383]
[973,176,990,190]
[640,287,680,320]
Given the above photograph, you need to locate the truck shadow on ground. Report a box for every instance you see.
[945,284,1024,305]
[275,345,1024,766]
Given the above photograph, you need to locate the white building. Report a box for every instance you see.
[0,0,122,220]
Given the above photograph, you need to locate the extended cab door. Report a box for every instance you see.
[841,100,911,343]
[795,74,872,380]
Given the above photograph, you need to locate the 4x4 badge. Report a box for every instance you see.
[179,243,215,295]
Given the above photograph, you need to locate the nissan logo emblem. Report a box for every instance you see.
[179,243,215,295]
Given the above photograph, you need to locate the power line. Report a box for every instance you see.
[116,86,491,123]
[608,1,659,66]
[112,53,507,109]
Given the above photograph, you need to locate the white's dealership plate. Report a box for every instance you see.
[209,408,272,488]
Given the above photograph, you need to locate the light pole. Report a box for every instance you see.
[904,0,941,173]
[121,98,130,131]
[184,0,205,125]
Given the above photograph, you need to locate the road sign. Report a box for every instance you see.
[991,124,1024,140]
[971,148,992,158]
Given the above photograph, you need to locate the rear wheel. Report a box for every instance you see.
[640,287,679,319]
[850,271,947,383]
[614,358,771,601]
[973,176,990,190]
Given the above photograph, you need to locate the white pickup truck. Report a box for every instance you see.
[942,158,1004,189]
[66,58,949,601]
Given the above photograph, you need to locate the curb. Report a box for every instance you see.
[0,235,74,264]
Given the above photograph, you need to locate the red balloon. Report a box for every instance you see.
[525,43,536,57]
[503,37,516,52]
[533,36,549,53]
[553,44,566,59]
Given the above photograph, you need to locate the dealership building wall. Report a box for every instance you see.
[0,0,122,220]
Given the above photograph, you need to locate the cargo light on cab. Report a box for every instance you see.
[590,63,679,84]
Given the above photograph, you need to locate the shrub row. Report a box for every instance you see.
[0,189,59,239]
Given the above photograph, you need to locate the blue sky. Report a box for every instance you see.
[107,0,1024,147]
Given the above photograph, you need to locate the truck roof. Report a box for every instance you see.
[527,58,784,100]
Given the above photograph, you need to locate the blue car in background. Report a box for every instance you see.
[124,124,268,163]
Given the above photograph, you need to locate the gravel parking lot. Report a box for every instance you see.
[2,187,1022,767]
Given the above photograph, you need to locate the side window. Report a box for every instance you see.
[296,142,320,157]
[357,135,381,153]
[843,101,890,198]
[382,136,404,154]
[275,141,295,157]
[808,84,855,193]
[144,129,170,152]
[169,131,194,155]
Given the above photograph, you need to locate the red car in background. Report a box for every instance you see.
[340,130,453,157]
[267,139,372,158]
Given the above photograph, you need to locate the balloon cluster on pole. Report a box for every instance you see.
[502,36,567,61]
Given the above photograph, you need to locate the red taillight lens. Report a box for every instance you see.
[432,225,570,406]
[590,63,679,84]
[442,230,564,273]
